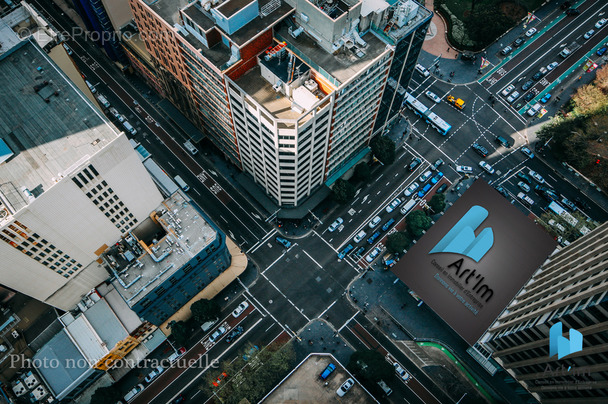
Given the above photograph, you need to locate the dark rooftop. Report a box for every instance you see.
[222,0,294,47]
[216,0,256,19]
[182,2,215,31]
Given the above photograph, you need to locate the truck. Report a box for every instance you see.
[184,140,199,155]
[559,42,580,58]
[446,95,465,110]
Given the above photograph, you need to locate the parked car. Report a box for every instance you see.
[597,46,608,56]
[500,46,513,56]
[478,161,495,174]
[432,158,444,170]
[366,247,382,263]
[523,91,536,102]
[232,301,249,318]
[386,198,402,213]
[456,165,473,174]
[518,181,531,192]
[472,143,488,157]
[226,326,244,343]
[595,18,607,29]
[517,171,532,184]
[540,93,552,103]
[532,67,547,81]
[243,345,259,361]
[62,43,73,55]
[521,146,535,158]
[521,79,534,91]
[517,192,535,206]
[209,326,227,343]
[354,246,365,257]
[394,363,411,381]
[527,103,542,117]
[418,170,432,183]
[561,197,577,212]
[501,84,515,97]
[584,29,595,40]
[495,136,511,148]
[144,366,164,383]
[507,91,520,103]
[417,183,432,198]
[123,384,144,402]
[369,216,382,228]
[525,27,537,37]
[212,372,228,387]
[403,182,419,197]
[327,217,343,232]
[436,183,448,193]
[382,218,396,232]
[337,378,355,397]
[353,230,367,243]
[338,244,354,259]
[275,237,291,248]
[431,172,443,184]
[367,231,381,245]
[408,157,422,171]
[513,36,525,47]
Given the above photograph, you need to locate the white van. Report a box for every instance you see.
[174,175,190,192]
[184,140,199,155]
[123,384,144,402]
[96,94,110,109]
[201,318,218,332]
[517,192,534,206]
[123,121,137,135]
[400,199,417,215]
[85,80,96,94]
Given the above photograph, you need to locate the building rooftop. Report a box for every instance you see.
[106,192,218,306]
[0,37,118,216]
[276,24,389,86]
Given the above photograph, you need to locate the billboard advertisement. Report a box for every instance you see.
[392,180,557,345]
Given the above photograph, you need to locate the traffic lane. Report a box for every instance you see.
[483,0,604,88]
[247,237,295,269]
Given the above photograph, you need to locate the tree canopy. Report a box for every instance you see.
[90,385,122,404]
[370,136,396,165]
[407,210,433,238]
[386,232,411,254]
[332,179,356,204]
[353,162,372,183]
[428,193,446,214]
[347,350,393,383]
[191,298,221,324]
[168,320,189,346]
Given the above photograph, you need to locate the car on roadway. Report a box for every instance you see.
[436,183,448,193]
[243,345,259,361]
[275,237,291,248]
[523,91,536,102]
[172,395,186,404]
[109,107,125,122]
[354,246,365,256]
[527,103,542,117]
[404,182,419,197]
[517,192,535,207]
[518,181,531,192]
[501,84,515,97]
[525,27,537,37]
[532,67,547,81]
[471,143,488,157]
[507,91,520,103]
[369,216,382,228]
[415,63,430,77]
[226,326,243,343]
[417,183,432,198]
[213,372,228,387]
[366,247,382,263]
[209,326,227,343]
[541,93,552,103]
[382,218,396,232]
[144,366,164,383]
[431,172,443,184]
[529,169,545,184]
[408,157,422,171]
[521,146,535,158]
[565,8,580,16]
[432,158,444,170]
[546,61,558,71]
[327,217,343,232]
[353,230,367,243]
[338,245,353,260]
[561,197,577,212]
[232,301,249,318]
[367,231,381,244]
[595,19,607,29]
[513,36,525,47]
[584,29,595,40]
[478,161,495,174]
[425,91,441,103]
[456,165,473,174]
[522,79,534,91]
[418,170,432,183]
[598,46,608,56]
[394,363,411,381]
[517,171,532,184]
[536,185,559,201]
[500,46,513,56]
[386,198,402,213]
[337,378,355,397]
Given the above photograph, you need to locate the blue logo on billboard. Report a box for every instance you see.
[550,322,583,359]
[429,205,493,262]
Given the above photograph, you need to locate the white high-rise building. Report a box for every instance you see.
[0,31,163,309]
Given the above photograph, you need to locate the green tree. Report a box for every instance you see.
[347,350,393,383]
[90,385,122,404]
[332,179,356,204]
[191,298,221,324]
[386,232,411,253]
[539,211,599,242]
[370,135,396,164]
[353,162,371,182]
[168,320,189,346]
[407,210,433,238]
[428,193,446,213]
[464,5,514,48]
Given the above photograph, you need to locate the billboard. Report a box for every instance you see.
[392,180,557,345]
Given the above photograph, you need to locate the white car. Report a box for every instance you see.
[394,363,411,382]
[386,198,402,213]
[232,301,249,318]
[366,247,381,263]
[518,181,531,192]
[337,378,355,397]
[528,169,545,184]
[425,91,441,103]
[525,27,537,37]
[353,230,367,243]
[209,326,227,343]
[415,63,430,77]
[501,84,515,97]
[527,103,541,117]
[368,216,381,228]
[478,161,495,174]
[403,182,420,197]
[595,19,607,29]
[507,91,520,103]
[327,217,343,232]
[144,366,164,383]
[584,29,595,40]
[418,170,432,183]
[546,62,558,71]
[456,165,473,174]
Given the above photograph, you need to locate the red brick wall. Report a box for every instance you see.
[226,29,273,80]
